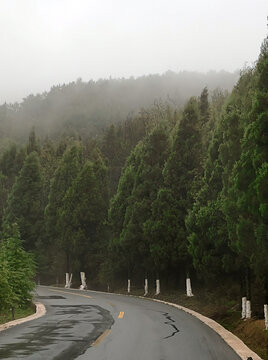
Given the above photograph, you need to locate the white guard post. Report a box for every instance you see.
[241,297,247,319]
[65,273,72,288]
[127,279,131,294]
[155,279,160,295]
[246,300,251,319]
[144,278,148,296]
[186,278,193,297]
[264,304,268,330]
[80,272,87,290]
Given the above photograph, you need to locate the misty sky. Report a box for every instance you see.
[0,0,267,104]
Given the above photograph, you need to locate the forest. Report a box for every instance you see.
[0,70,237,150]
[0,36,267,328]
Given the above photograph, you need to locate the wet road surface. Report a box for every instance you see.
[0,286,242,360]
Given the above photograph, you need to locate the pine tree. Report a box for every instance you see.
[4,152,44,251]
[45,142,83,273]
[59,159,108,279]
[109,123,169,281]
[146,98,202,280]
[225,36,268,300]
[27,128,40,155]
[39,137,57,203]
[199,86,209,127]
[187,67,255,280]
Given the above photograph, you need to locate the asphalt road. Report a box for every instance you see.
[0,286,242,360]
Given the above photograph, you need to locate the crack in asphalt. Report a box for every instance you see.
[162,312,180,339]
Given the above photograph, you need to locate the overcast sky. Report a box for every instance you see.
[0,0,267,104]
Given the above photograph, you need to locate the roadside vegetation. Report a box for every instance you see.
[0,304,35,325]
[0,224,35,321]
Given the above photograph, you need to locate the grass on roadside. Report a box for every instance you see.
[0,303,35,325]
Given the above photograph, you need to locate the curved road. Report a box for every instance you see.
[0,286,241,360]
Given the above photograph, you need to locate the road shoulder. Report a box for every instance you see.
[148,297,262,360]
[0,302,46,332]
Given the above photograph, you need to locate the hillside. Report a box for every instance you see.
[0,70,238,148]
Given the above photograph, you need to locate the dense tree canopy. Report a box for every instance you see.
[0,36,267,318]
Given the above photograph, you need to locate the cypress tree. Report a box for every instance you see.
[146,98,202,281]
[4,152,44,251]
[60,159,108,278]
[109,123,169,281]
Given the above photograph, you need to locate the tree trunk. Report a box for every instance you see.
[241,297,247,319]
[264,275,268,330]
[264,305,268,330]
[245,267,251,300]
[66,251,70,274]
[144,278,148,296]
[65,272,72,288]
[186,278,193,297]
[240,271,247,319]
[65,273,69,288]
[155,279,160,295]
[11,307,15,321]
[246,300,252,319]
[245,267,251,319]
[80,272,87,290]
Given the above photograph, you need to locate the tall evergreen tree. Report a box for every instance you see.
[109,123,169,281]
[146,97,202,282]
[4,152,44,251]
[224,36,268,300]
[59,158,108,279]
[45,142,83,273]
[187,67,255,280]
[26,128,40,155]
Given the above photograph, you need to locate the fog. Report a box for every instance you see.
[0,0,267,104]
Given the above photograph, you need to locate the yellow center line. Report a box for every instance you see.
[118,311,124,319]
[49,288,92,299]
[92,329,111,346]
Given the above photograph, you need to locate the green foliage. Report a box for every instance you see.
[225,36,268,280]
[0,145,26,229]
[44,142,83,273]
[0,36,267,300]
[145,98,202,276]
[59,158,108,276]
[0,71,237,146]
[109,122,170,278]
[0,223,35,313]
[26,128,40,155]
[4,152,44,251]
[45,142,83,243]
[186,65,257,280]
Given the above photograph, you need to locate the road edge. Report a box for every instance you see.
[46,286,263,360]
[147,297,262,360]
[0,302,46,332]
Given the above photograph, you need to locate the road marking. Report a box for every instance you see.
[92,329,111,346]
[49,288,92,299]
[118,311,124,319]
